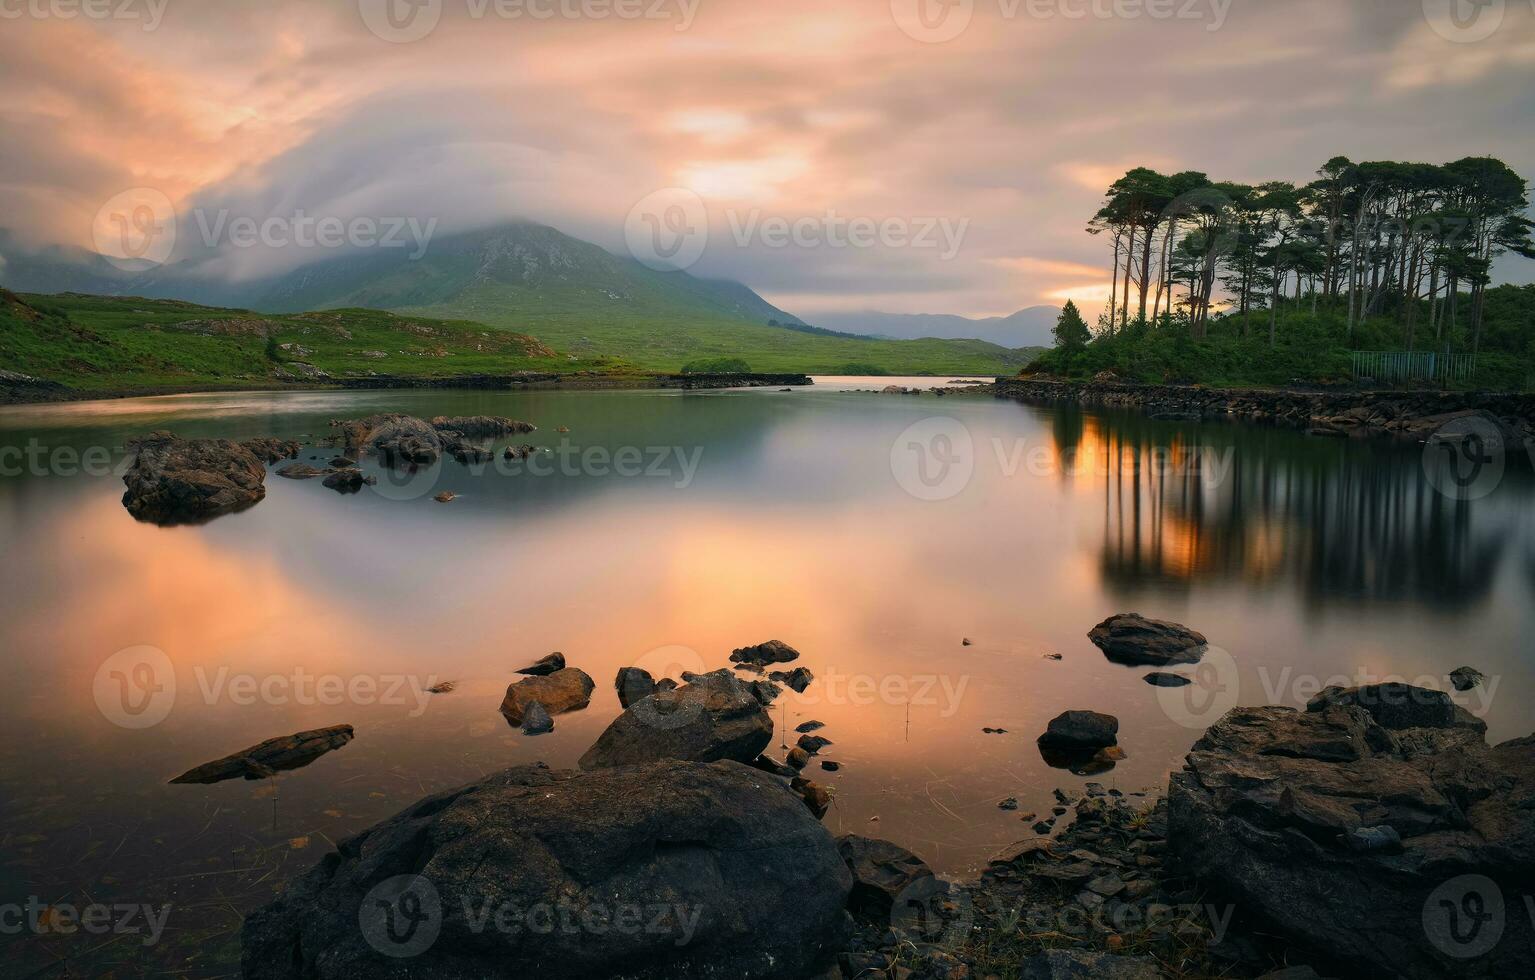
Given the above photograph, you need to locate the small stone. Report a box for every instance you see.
[795,720,825,733]
[1032,820,1053,834]
[999,797,1019,811]
[1144,671,1192,687]
[962,638,973,646]
[787,747,811,769]
[521,701,553,735]
[1449,666,1485,691]
[1087,873,1126,897]
[433,490,456,502]
[1043,652,1063,661]
[820,760,840,772]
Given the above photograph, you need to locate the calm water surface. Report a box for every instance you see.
[1,378,1532,974]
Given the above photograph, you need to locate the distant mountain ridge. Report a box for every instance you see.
[805,306,1060,349]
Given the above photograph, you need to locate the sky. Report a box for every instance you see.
[1,0,1533,324]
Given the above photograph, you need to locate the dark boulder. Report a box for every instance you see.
[1449,666,1485,692]
[836,835,934,919]
[169,725,353,784]
[797,734,833,754]
[122,431,268,525]
[1088,613,1207,666]
[769,666,814,693]
[321,467,374,493]
[579,670,773,770]
[729,639,801,666]
[515,652,566,676]
[1143,671,1191,687]
[1168,685,1533,980]
[616,666,658,707]
[500,668,594,725]
[521,701,554,735]
[332,414,442,466]
[240,437,302,463]
[241,761,851,980]
[1037,710,1119,750]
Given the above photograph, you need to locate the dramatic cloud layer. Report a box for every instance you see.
[2,0,1531,324]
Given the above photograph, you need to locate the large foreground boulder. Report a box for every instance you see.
[1088,613,1207,666]
[241,761,851,979]
[579,669,773,769]
[121,431,268,525]
[1169,683,1534,979]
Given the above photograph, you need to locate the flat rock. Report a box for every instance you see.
[1143,671,1191,687]
[1169,684,1534,979]
[796,720,825,733]
[1088,613,1208,666]
[275,463,330,479]
[579,669,773,770]
[241,761,851,980]
[500,668,595,725]
[515,652,566,676]
[429,415,535,438]
[170,725,353,784]
[122,432,268,525]
[729,639,801,666]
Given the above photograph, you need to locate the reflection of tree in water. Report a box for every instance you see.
[1049,407,1513,610]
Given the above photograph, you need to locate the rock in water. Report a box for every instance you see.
[500,668,595,725]
[1169,683,1533,980]
[729,639,801,666]
[122,432,269,525]
[579,670,773,769]
[515,652,566,676]
[1037,710,1119,749]
[241,761,851,980]
[1143,671,1192,687]
[791,776,832,819]
[275,463,330,479]
[240,437,301,463]
[616,666,657,707]
[429,415,536,438]
[169,725,354,784]
[1088,613,1208,666]
[521,701,554,735]
[768,666,814,693]
[321,467,374,493]
[331,414,442,466]
[1449,665,1485,691]
[797,734,833,754]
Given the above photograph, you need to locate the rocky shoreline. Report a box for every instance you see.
[234,622,1532,980]
[994,376,1535,449]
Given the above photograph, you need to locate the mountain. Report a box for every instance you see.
[803,306,1060,349]
[0,223,1037,374]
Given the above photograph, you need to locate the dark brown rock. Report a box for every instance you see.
[169,725,354,784]
[579,670,773,770]
[500,668,595,725]
[836,835,935,919]
[1088,613,1208,666]
[1038,710,1119,750]
[515,652,566,676]
[122,432,268,525]
[729,639,801,666]
[616,666,657,707]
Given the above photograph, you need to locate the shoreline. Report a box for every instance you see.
[0,371,816,407]
[994,375,1535,447]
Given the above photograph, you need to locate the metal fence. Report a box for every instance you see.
[1350,351,1476,386]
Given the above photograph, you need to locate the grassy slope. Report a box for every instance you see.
[0,291,577,391]
[2,291,1040,393]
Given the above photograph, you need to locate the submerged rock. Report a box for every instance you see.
[1037,710,1119,750]
[275,463,330,479]
[1169,683,1532,979]
[1143,671,1192,687]
[1088,613,1208,666]
[433,490,456,502]
[169,725,354,784]
[500,668,595,725]
[240,437,302,463]
[515,652,566,676]
[729,639,801,666]
[241,760,851,980]
[122,431,268,525]
[579,670,773,770]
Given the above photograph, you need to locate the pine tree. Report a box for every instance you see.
[1053,300,1091,350]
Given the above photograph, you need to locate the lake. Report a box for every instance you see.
[1,378,1532,975]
